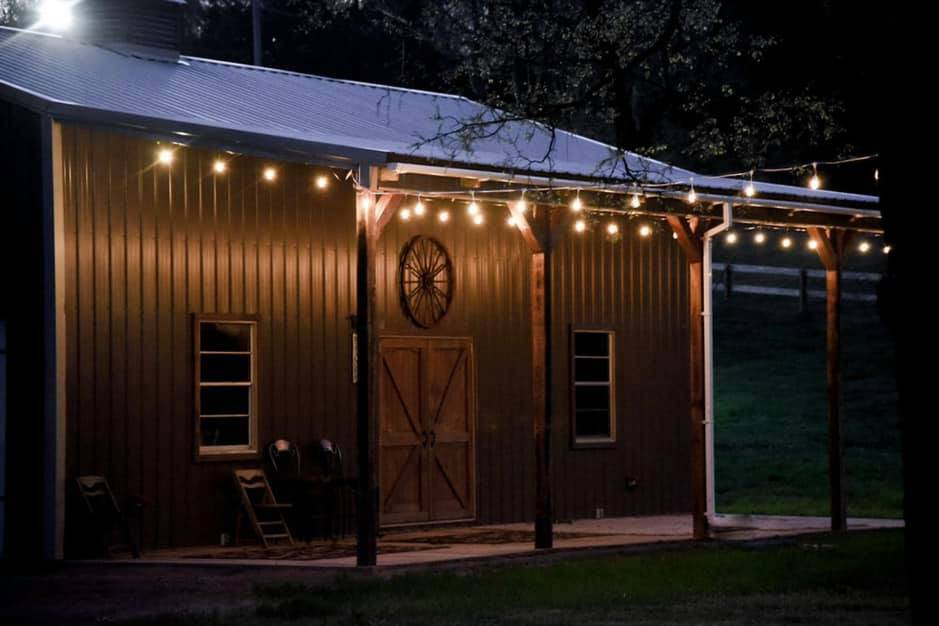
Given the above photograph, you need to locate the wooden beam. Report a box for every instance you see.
[355,184,379,566]
[807,227,837,270]
[532,245,552,549]
[375,193,404,234]
[509,201,545,252]
[667,215,703,264]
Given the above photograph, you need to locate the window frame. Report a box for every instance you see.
[193,313,260,461]
[570,328,616,448]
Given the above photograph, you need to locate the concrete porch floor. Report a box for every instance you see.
[139,514,903,569]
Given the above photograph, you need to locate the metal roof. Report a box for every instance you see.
[0,25,877,210]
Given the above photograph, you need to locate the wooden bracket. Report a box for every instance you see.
[375,193,404,235]
[807,227,854,271]
[667,215,704,263]
[509,202,547,252]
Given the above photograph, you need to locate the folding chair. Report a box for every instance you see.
[74,476,141,558]
[233,468,294,547]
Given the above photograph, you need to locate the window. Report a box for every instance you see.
[572,330,615,445]
[195,316,258,459]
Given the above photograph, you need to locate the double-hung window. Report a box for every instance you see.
[572,330,615,445]
[195,316,258,459]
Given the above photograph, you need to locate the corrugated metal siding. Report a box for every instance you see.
[61,125,359,550]
[61,126,691,549]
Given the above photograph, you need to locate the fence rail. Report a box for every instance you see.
[712,263,880,305]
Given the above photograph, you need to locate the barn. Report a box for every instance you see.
[0,1,881,564]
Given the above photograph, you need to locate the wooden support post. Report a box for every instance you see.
[667,216,708,540]
[807,227,850,532]
[355,182,379,566]
[510,203,554,549]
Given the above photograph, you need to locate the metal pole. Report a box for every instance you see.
[252,0,262,66]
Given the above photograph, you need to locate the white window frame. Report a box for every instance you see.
[571,329,616,447]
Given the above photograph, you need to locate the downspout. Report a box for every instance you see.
[703,202,733,523]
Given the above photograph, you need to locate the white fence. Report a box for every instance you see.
[712,263,880,303]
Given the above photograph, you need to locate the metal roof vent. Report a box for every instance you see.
[75,0,186,61]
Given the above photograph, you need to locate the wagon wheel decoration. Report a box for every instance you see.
[399,235,454,328]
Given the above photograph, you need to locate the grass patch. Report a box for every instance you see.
[714,287,901,518]
[114,529,904,624]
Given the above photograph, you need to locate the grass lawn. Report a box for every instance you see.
[714,239,902,518]
[114,529,908,625]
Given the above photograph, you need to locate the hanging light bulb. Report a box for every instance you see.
[639,224,652,238]
[725,232,738,244]
[874,168,879,182]
[263,167,277,182]
[515,191,528,213]
[574,219,586,233]
[743,170,756,198]
[781,236,793,249]
[315,175,329,189]
[686,178,697,204]
[858,241,871,253]
[157,147,174,165]
[606,222,619,235]
[399,208,411,221]
[672,232,678,240]
[883,245,891,254]
[507,215,518,227]
[413,198,426,216]
[212,159,227,174]
[631,190,642,209]
[808,163,821,190]
[754,231,766,244]
[438,210,450,223]
[571,190,583,212]
[472,213,484,226]
[467,193,480,216]
[807,239,819,250]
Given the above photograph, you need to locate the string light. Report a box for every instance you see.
[413,198,426,217]
[631,190,642,209]
[571,190,583,212]
[874,169,879,182]
[212,159,227,174]
[754,232,766,244]
[639,224,652,238]
[725,232,737,245]
[399,208,411,221]
[781,236,793,249]
[808,163,821,190]
[472,213,484,226]
[507,216,518,227]
[263,167,277,182]
[686,178,697,204]
[157,148,174,165]
[883,245,891,254]
[438,210,450,223]
[315,175,329,189]
[808,239,819,250]
[606,222,619,235]
[744,170,756,198]
[574,219,586,233]
[515,191,528,213]
[858,241,871,253]
[467,193,480,216]
[672,232,678,240]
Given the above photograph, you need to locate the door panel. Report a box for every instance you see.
[378,341,430,524]
[379,337,476,525]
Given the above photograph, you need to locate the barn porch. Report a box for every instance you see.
[123,514,901,568]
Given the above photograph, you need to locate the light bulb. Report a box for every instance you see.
[781,237,793,249]
[672,232,678,240]
[883,245,891,254]
[315,175,329,189]
[606,222,619,235]
[413,200,426,216]
[858,241,871,253]
[438,210,450,223]
[37,0,73,32]
[515,198,528,213]
[571,195,583,212]
[213,159,227,174]
[754,232,766,244]
[467,201,480,216]
[399,208,411,221]
[809,174,821,190]
[157,148,174,165]
[507,216,517,227]
[725,232,737,244]
[808,239,818,250]
[744,182,755,198]
[574,219,586,233]
[631,193,641,209]
[639,225,652,238]
[263,167,277,182]
[687,181,697,204]
[472,213,484,226]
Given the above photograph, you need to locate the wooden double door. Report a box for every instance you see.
[378,337,476,526]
